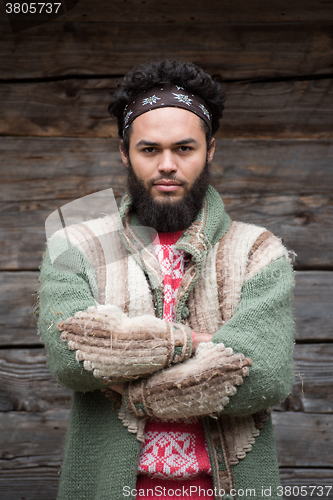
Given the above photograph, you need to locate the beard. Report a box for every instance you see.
[126,158,211,233]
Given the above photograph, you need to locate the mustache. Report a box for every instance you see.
[147,175,189,189]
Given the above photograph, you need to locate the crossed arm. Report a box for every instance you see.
[109,331,214,395]
[39,242,294,420]
[56,305,251,420]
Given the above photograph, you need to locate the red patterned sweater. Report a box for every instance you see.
[137,231,213,480]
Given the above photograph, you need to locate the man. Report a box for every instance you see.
[38,60,295,500]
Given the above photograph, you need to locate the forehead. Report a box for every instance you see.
[129,107,206,144]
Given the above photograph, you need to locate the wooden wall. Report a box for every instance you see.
[0,0,332,497]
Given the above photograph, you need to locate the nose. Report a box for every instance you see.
[157,150,177,175]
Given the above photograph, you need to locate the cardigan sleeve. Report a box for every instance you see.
[38,237,192,392]
[123,255,295,419]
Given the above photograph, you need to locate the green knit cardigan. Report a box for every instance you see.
[38,186,295,500]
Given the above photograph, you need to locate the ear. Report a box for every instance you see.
[207,138,216,163]
[119,140,129,168]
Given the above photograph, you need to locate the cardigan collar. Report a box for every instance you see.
[117,186,232,319]
[118,185,232,267]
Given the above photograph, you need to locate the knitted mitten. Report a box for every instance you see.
[57,305,192,381]
[124,341,252,419]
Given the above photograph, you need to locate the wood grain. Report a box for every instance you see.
[284,344,333,414]
[0,467,60,500]
[0,409,68,468]
[293,272,333,342]
[211,139,333,194]
[49,0,333,24]
[1,79,332,139]
[272,412,333,467]
[221,79,333,139]
[0,349,72,412]
[0,138,126,203]
[0,272,40,346]
[279,469,333,500]
[1,21,332,80]
[222,193,333,269]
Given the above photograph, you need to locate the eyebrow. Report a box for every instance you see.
[135,138,198,148]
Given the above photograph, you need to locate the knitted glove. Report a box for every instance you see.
[124,341,252,419]
[57,305,192,381]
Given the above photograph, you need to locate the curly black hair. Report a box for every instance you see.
[108,60,226,153]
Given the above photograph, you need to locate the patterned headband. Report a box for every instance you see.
[123,85,212,134]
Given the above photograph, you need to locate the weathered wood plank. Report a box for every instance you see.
[1,343,332,412]
[1,78,332,139]
[1,138,332,203]
[211,140,333,195]
[2,0,333,26]
[272,412,333,467]
[0,272,40,346]
[51,0,333,24]
[1,21,332,80]
[293,272,333,342]
[283,344,333,413]
[0,409,68,470]
[0,138,127,203]
[0,468,59,500]
[222,193,333,269]
[0,78,118,139]
[0,349,72,412]
[279,470,333,500]
[221,78,333,140]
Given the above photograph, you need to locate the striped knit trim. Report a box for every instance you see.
[187,241,222,336]
[218,414,259,465]
[174,198,212,321]
[216,221,266,324]
[48,215,133,311]
[206,418,234,498]
[48,219,107,304]
[77,223,107,305]
[174,196,211,269]
[200,221,291,479]
[127,254,155,318]
[118,399,148,443]
[205,411,270,498]
[86,216,130,311]
[245,230,289,283]
[120,211,165,318]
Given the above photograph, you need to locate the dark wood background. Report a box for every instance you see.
[0,0,332,498]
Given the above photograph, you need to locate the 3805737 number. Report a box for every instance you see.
[276,485,333,497]
[5,3,62,14]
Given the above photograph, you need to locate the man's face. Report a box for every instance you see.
[119,107,215,232]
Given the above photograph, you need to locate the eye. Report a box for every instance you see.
[143,147,156,153]
[178,145,192,152]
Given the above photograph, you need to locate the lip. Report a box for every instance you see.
[155,185,180,191]
[154,180,181,192]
